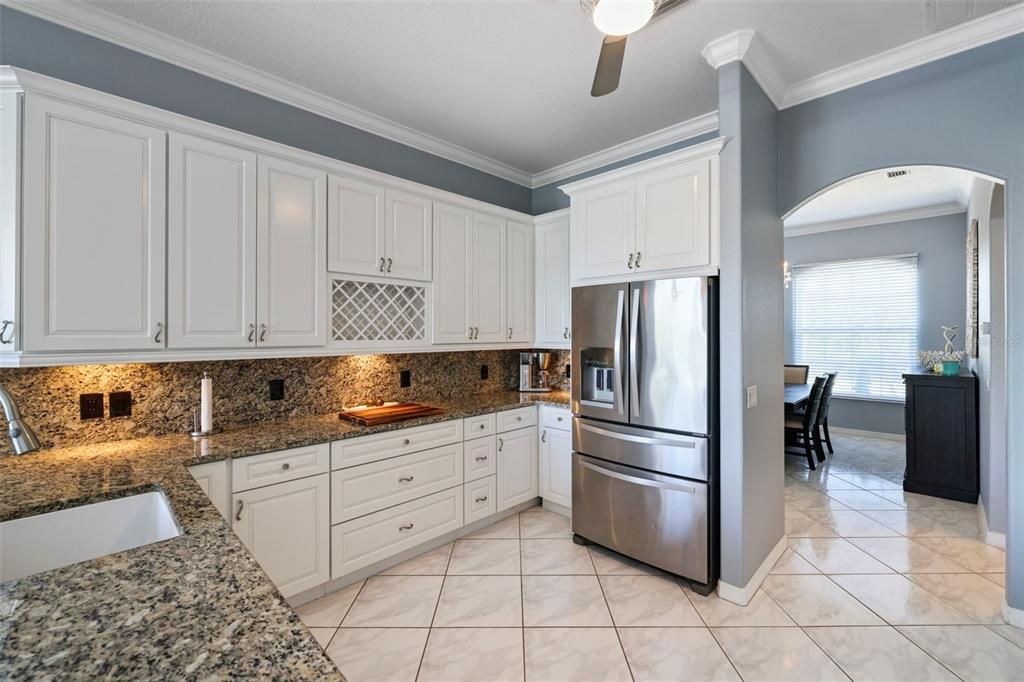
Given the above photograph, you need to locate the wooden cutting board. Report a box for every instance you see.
[339,403,444,426]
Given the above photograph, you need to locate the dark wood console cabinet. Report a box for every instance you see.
[902,367,978,503]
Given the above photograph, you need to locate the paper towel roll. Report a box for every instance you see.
[200,372,213,433]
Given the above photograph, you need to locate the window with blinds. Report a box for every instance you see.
[791,255,918,401]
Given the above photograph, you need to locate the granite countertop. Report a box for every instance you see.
[0,390,568,678]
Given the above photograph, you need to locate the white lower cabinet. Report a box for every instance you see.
[188,460,231,522]
[540,426,572,508]
[497,426,539,511]
[464,475,497,524]
[331,486,463,578]
[232,473,330,598]
[464,435,497,482]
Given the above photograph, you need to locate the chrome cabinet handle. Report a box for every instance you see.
[153,322,163,344]
[281,462,290,471]
[235,500,244,522]
[398,476,414,483]
[468,326,473,339]
[627,253,634,269]
[248,323,256,343]
[475,496,488,503]
[475,455,488,462]
[508,327,513,340]
[259,323,267,343]
[498,437,504,452]
[0,320,13,344]
[541,430,547,443]
[398,523,414,531]
[386,257,393,273]
[474,327,480,339]
[635,251,642,268]
[379,257,386,272]
[563,327,568,339]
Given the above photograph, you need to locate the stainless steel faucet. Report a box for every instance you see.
[0,383,41,455]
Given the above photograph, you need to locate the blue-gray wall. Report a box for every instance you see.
[778,33,1024,611]
[0,6,532,214]
[530,131,719,215]
[783,213,968,434]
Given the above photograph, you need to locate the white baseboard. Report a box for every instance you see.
[979,500,1007,549]
[829,426,905,441]
[1004,601,1024,628]
[717,535,787,606]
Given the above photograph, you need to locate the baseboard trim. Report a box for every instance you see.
[717,535,787,606]
[829,426,904,441]
[1003,601,1024,628]
[979,500,1007,549]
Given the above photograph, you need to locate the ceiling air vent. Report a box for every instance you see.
[886,169,910,179]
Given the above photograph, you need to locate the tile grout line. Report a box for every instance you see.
[676,577,745,680]
[413,542,455,681]
[519,511,526,682]
[324,577,370,654]
[587,543,635,682]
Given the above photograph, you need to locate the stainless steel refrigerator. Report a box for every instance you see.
[571,276,718,593]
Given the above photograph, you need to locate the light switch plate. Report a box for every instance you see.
[745,385,758,408]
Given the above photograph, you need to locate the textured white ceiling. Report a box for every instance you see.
[80,0,931,175]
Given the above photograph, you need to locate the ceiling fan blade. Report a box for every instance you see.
[591,34,627,97]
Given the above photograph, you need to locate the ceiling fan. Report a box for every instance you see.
[580,0,688,97]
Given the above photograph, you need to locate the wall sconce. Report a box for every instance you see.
[783,260,792,289]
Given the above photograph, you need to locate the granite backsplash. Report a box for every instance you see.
[0,350,570,456]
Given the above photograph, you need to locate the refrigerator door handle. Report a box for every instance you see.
[579,458,698,494]
[578,421,698,449]
[629,287,641,418]
[613,289,625,416]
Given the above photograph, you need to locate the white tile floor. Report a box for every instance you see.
[296,432,1021,681]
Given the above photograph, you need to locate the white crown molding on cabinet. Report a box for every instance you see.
[0,0,535,186]
[529,111,719,188]
[533,208,570,224]
[701,30,787,109]
[781,3,1024,108]
[783,201,966,237]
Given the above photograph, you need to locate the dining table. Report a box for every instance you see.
[784,383,812,411]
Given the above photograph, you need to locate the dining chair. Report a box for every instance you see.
[815,372,838,455]
[785,375,828,470]
[784,364,810,384]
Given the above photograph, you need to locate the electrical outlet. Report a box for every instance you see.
[268,379,285,401]
[399,369,411,388]
[565,363,571,379]
[745,385,758,409]
[480,364,489,380]
[79,393,104,420]
[109,391,132,417]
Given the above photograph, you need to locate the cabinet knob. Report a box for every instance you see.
[398,523,414,531]
[403,438,411,445]
[557,416,563,422]
[517,416,522,421]
[399,476,414,483]
[479,423,486,430]
[281,462,290,471]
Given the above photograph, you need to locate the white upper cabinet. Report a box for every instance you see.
[534,213,570,347]
[0,91,20,353]
[327,174,385,278]
[21,94,167,352]
[562,139,723,285]
[257,155,327,348]
[385,189,432,281]
[471,213,506,343]
[432,202,473,343]
[505,221,534,343]
[167,133,257,349]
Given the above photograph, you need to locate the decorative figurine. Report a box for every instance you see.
[941,324,959,355]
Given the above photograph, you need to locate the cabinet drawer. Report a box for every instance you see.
[464,435,497,482]
[540,406,571,431]
[331,419,463,469]
[331,443,464,523]
[464,475,497,525]
[496,406,536,433]
[463,413,496,439]
[331,486,463,578]
[232,443,330,492]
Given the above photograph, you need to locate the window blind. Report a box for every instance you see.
[791,255,918,401]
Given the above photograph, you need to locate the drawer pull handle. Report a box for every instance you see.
[399,476,414,483]
[281,462,290,470]
[153,322,164,344]
[475,496,488,503]
[0,320,13,344]
[498,438,504,452]
[235,500,244,522]
[398,523,414,531]
[403,438,411,445]
[541,430,546,443]
[475,456,488,462]
[379,257,386,273]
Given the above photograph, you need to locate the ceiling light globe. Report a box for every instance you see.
[589,0,657,36]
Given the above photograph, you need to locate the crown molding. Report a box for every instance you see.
[781,3,1024,108]
[1,0,535,186]
[701,29,786,108]
[783,201,966,237]
[529,110,719,188]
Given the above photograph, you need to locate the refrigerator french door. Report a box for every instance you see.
[570,276,717,590]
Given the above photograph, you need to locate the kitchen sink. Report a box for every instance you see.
[0,490,182,581]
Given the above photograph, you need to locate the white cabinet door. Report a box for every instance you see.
[0,90,20,353]
[535,217,570,347]
[571,179,634,282]
[497,426,538,511]
[327,174,385,278]
[539,427,572,508]
[432,202,472,343]
[505,220,533,343]
[167,133,257,349]
[257,156,327,348]
[635,158,710,272]
[232,474,330,597]
[471,213,506,343]
[188,460,231,522]
[385,189,432,281]
[21,94,167,352]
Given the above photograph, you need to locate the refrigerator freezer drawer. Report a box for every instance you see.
[572,454,708,583]
[572,417,709,481]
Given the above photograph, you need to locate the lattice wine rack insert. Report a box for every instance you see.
[331,279,427,343]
